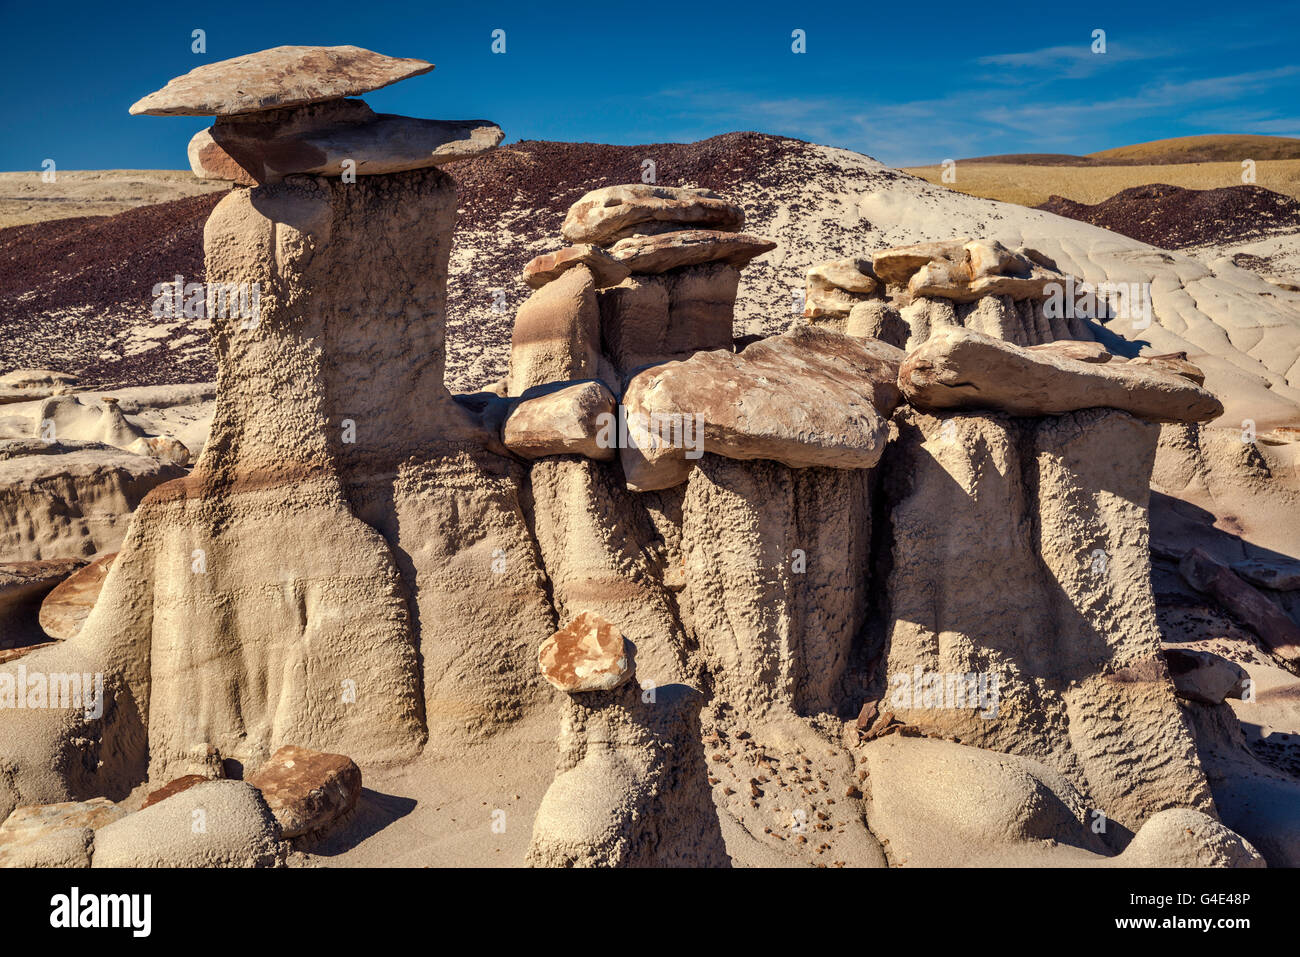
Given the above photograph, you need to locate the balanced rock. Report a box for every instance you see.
[38,552,116,640]
[1163,648,1250,705]
[245,745,362,839]
[190,103,503,185]
[899,327,1224,423]
[607,229,775,275]
[845,300,909,348]
[503,381,616,461]
[873,239,970,285]
[804,258,879,319]
[130,45,434,116]
[523,245,630,290]
[508,265,600,394]
[1179,548,1300,660]
[908,240,1063,302]
[621,325,900,491]
[562,185,745,245]
[538,612,631,693]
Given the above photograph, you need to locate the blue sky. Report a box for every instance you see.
[2,0,1297,170]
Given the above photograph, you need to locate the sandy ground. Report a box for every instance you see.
[0,170,228,228]
[902,159,1300,208]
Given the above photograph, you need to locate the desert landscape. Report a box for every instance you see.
[1,27,1299,890]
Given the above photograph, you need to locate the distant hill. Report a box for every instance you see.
[1037,183,1300,248]
[955,135,1300,167]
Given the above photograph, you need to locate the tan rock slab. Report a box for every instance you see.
[899,327,1224,423]
[245,745,362,839]
[607,229,776,275]
[503,380,617,461]
[38,552,117,640]
[538,611,631,692]
[523,244,631,290]
[562,184,745,245]
[872,239,970,285]
[621,325,900,491]
[130,45,434,116]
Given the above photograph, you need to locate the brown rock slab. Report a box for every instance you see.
[245,745,362,839]
[1179,548,1300,661]
[140,774,209,810]
[607,230,775,275]
[191,105,503,184]
[621,325,900,491]
[38,552,117,640]
[537,611,631,692]
[899,327,1224,423]
[523,244,630,290]
[130,45,434,117]
[561,184,745,245]
[508,265,601,395]
[1232,558,1300,591]
[503,380,617,461]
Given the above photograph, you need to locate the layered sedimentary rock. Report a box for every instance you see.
[562,185,745,245]
[875,407,1214,834]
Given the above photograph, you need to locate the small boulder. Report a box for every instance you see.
[503,381,616,461]
[872,239,970,285]
[804,258,880,319]
[538,611,631,693]
[245,746,362,840]
[1232,557,1300,592]
[1127,353,1206,385]
[0,558,87,649]
[0,798,125,868]
[1163,647,1251,705]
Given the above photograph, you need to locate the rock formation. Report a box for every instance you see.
[0,51,1293,871]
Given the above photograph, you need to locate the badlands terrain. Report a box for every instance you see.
[1,47,1299,869]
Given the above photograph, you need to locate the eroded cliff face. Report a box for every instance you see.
[875,407,1212,836]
